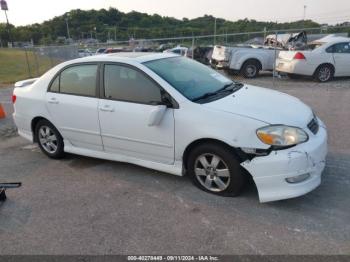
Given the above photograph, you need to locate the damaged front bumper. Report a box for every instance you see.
[241,124,328,203]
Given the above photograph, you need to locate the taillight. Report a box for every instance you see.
[12,94,16,104]
[293,52,306,60]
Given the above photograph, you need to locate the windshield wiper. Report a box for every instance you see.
[219,82,244,92]
[192,82,243,102]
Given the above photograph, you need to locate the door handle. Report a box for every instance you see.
[48,98,59,104]
[99,105,114,112]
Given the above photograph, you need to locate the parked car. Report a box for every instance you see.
[156,43,174,52]
[227,45,281,78]
[276,37,350,82]
[95,48,106,55]
[104,48,130,54]
[78,49,93,58]
[163,46,188,56]
[134,47,153,52]
[187,46,213,65]
[13,53,327,203]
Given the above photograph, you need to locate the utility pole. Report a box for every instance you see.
[65,16,71,40]
[214,17,217,45]
[303,5,307,20]
[1,0,12,47]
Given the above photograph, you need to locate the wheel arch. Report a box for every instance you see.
[182,138,249,171]
[241,58,263,71]
[313,63,335,76]
[31,116,54,142]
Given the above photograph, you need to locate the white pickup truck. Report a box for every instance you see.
[211,45,280,78]
[211,45,233,69]
[228,46,280,78]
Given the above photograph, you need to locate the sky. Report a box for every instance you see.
[1,0,350,26]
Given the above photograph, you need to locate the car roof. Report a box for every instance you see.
[71,52,179,64]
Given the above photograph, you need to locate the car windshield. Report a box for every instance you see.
[144,56,239,102]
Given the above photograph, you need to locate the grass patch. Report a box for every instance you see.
[0,48,60,84]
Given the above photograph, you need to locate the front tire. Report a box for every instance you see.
[35,119,65,159]
[187,143,246,197]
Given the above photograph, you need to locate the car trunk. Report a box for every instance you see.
[278,50,312,61]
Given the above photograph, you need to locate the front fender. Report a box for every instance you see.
[174,103,270,161]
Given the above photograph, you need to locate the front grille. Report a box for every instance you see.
[308,117,319,135]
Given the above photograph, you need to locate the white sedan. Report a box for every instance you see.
[276,37,350,82]
[13,53,327,203]
[163,46,188,56]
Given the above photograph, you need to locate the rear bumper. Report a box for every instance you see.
[241,124,327,203]
[13,112,33,142]
[211,59,229,69]
[276,59,315,76]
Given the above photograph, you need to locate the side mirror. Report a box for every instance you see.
[148,105,167,127]
[161,95,174,108]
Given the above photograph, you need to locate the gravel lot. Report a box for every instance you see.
[0,76,350,255]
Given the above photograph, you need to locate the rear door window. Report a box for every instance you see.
[327,43,350,54]
[50,75,60,92]
[51,64,98,97]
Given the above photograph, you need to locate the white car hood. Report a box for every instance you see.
[204,85,313,127]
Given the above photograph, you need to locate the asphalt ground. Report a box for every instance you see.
[0,76,349,255]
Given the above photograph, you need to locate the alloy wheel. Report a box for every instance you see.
[38,125,58,154]
[194,153,231,192]
[245,65,257,77]
[318,67,331,82]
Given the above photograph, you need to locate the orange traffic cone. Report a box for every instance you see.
[0,104,6,119]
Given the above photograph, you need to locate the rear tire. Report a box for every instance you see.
[187,143,246,197]
[314,64,334,82]
[241,60,260,78]
[35,119,65,159]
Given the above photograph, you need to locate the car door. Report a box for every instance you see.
[329,42,350,76]
[98,63,175,164]
[46,63,103,151]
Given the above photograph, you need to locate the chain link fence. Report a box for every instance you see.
[19,45,78,78]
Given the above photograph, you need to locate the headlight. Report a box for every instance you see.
[257,125,308,147]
